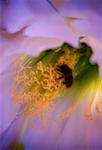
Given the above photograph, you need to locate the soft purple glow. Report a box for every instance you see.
[0,0,102,149]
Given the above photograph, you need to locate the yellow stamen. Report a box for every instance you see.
[12,56,62,116]
[58,53,77,69]
[12,50,77,118]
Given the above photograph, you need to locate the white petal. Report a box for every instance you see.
[3,0,33,33]
[0,59,20,135]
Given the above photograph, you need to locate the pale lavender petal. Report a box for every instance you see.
[0,57,21,134]
[2,0,33,33]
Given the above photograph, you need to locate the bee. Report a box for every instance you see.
[56,64,73,88]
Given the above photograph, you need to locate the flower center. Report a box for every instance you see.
[12,46,78,117]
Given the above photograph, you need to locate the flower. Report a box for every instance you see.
[0,0,102,149]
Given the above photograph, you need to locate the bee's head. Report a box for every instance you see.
[56,64,72,75]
